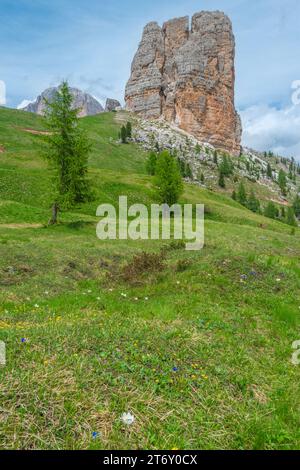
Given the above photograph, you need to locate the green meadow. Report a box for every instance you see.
[0,108,300,450]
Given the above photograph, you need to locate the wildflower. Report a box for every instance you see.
[34,304,39,308]
[240,275,247,281]
[21,338,27,343]
[145,297,149,301]
[120,412,135,426]
[172,367,178,372]
[87,290,92,294]
[121,293,127,298]
[97,297,101,300]
[92,431,100,439]
[276,278,281,283]
[44,291,49,295]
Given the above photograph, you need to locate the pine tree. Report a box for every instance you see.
[247,190,260,213]
[200,172,205,184]
[195,144,201,155]
[120,125,127,144]
[264,201,277,220]
[293,194,300,218]
[219,155,232,177]
[237,182,247,206]
[154,151,183,205]
[177,158,186,177]
[185,163,193,179]
[126,121,132,139]
[44,81,92,225]
[146,151,158,176]
[213,150,218,165]
[267,163,273,179]
[218,172,226,188]
[278,169,287,196]
[286,207,297,227]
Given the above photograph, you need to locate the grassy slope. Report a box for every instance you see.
[0,108,300,450]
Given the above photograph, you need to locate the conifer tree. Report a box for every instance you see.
[247,189,260,213]
[218,172,226,188]
[286,207,297,227]
[267,162,273,179]
[237,182,247,206]
[120,125,127,144]
[278,169,287,196]
[213,150,218,165]
[146,151,158,176]
[293,194,300,218]
[45,81,92,224]
[154,151,183,205]
[126,121,132,139]
[264,201,277,220]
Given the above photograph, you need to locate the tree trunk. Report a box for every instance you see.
[48,203,59,225]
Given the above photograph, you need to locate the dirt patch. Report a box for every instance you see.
[20,128,51,136]
[121,251,166,284]
[0,223,43,229]
[270,198,289,207]
[0,145,5,153]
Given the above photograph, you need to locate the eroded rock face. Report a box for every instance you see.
[125,11,241,155]
[24,87,104,117]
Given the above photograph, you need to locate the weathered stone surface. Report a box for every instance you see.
[125,11,241,155]
[24,87,104,117]
[105,98,121,111]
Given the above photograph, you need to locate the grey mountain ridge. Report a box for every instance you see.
[23,86,104,117]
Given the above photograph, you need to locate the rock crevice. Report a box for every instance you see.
[125,11,241,155]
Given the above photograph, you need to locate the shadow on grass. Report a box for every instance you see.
[66,221,95,230]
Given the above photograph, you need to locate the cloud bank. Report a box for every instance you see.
[0,81,6,106]
[240,101,300,161]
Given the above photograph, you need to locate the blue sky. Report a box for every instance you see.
[1,0,300,158]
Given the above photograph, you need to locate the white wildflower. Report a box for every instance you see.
[120,412,135,426]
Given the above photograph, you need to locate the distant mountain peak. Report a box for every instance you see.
[23,86,104,117]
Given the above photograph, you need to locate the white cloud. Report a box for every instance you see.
[240,102,300,161]
[17,99,34,109]
[0,80,6,105]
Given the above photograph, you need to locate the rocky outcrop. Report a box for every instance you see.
[105,98,121,111]
[23,87,104,117]
[125,11,241,155]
